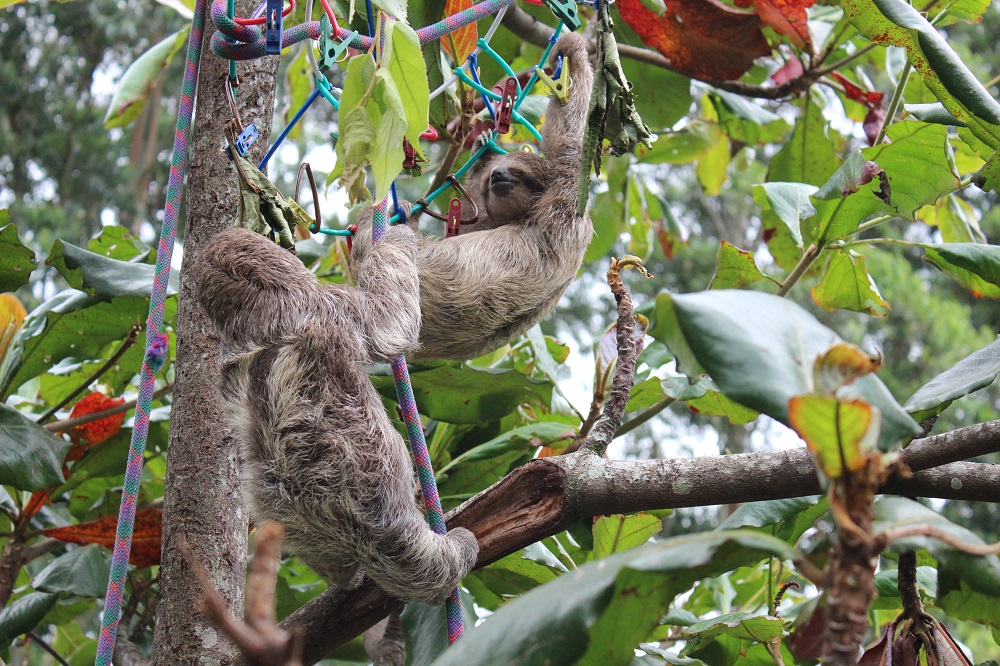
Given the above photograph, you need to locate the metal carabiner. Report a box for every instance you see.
[416,174,480,226]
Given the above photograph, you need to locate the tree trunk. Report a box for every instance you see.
[150,4,279,662]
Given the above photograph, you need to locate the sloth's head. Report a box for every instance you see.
[472,151,549,227]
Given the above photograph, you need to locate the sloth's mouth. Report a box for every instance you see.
[489,172,518,195]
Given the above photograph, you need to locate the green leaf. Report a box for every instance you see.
[337,106,376,204]
[3,294,150,393]
[919,195,986,244]
[903,337,1000,421]
[372,362,552,425]
[751,183,816,251]
[654,290,922,449]
[973,149,1000,194]
[466,550,561,611]
[681,612,784,655]
[923,242,1000,299]
[373,0,407,19]
[437,422,576,476]
[810,250,890,316]
[593,513,661,559]
[862,122,961,219]
[708,241,772,290]
[843,0,1000,150]
[636,123,717,165]
[904,103,966,127]
[0,591,58,646]
[33,545,111,598]
[695,127,730,196]
[0,403,70,491]
[87,226,150,261]
[686,390,759,425]
[402,589,477,666]
[104,26,191,129]
[766,98,840,186]
[47,240,178,300]
[431,531,796,666]
[284,48,314,142]
[711,90,790,145]
[385,21,430,149]
[0,222,37,292]
[371,69,408,198]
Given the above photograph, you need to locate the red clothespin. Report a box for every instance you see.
[420,126,439,140]
[445,199,462,238]
[346,223,358,252]
[494,77,518,135]
[402,137,416,168]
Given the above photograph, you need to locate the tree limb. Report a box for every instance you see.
[270,419,1000,665]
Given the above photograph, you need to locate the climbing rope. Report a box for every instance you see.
[93,0,206,663]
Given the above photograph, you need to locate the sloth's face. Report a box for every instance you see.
[471,152,548,228]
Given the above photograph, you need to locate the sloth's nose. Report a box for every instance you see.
[490,168,516,187]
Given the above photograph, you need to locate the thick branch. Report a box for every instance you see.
[274,419,1000,665]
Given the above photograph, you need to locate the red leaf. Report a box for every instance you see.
[40,508,162,568]
[69,392,126,447]
[23,490,51,520]
[743,0,816,50]
[771,53,803,86]
[440,0,478,63]
[829,72,885,110]
[616,0,771,81]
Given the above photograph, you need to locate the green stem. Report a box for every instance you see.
[852,214,895,236]
[836,237,926,250]
[614,396,674,439]
[874,60,912,146]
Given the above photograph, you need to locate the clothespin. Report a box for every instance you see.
[402,137,416,168]
[445,199,463,238]
[494,77,518,135]
[319,20,357,73]
[535,57,571,104]
[542,0,582,30]
[346,224,358,252]
[224,78,258,158]
[265,0,284,55]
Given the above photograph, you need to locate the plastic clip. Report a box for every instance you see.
[445,199,463,237]
[265,0,284,54]
[494,77,518,135]
[294,162,322,233]
[224,78,257,158]
[346,223,358,252]
[319,19,357,72]
[541,0,582,30]
[535,57,571,104]
[402,137,416,169]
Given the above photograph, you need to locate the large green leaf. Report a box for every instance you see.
[923,242,1000,299]
[431,531,795,666]
[903,337,1000,422]
[751,183,816,250]
[0,403,70,491]
[861,122,961,219]
[436,422,575,476]
[681,612,783,656]
[711,90,790,145]
[843,0,1000,150]
[385,21,430,150]
[708,242,773,290]
[766,98,840,186]
[3,292,150,393]
[104,26,191,129]
[372,362,552,425]
[810,250,890,317]
[0,591,58,646]
[33,545,110,599]
[371,69,408,199]
[47,240,178,300]
[593,513,661,559]
[465,549,561,611]
[0,221,37,292]
[653,290,922,449]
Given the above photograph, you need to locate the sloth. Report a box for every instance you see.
[352,31,595,361]
[192,224,479,605]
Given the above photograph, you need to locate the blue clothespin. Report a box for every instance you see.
[265,0,284,55]
[235,124,259,155]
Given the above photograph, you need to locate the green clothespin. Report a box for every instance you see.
[535,58,571,104]
[542,0,581,31]
[318,16,357,73]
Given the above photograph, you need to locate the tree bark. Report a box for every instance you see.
[150,3,279,663]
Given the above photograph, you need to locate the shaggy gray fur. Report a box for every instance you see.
[352,32,595,361]
[192,225,479,605]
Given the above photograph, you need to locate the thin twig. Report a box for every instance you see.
[37,321,142,424]
[26,631,72,666]
[43,384,173,433]
[874,60,912,146]
[879,525,1000,556]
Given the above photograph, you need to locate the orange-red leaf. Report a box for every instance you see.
[69,392,126,447]
[616,0,771,81]
[40,508,162,568]
[440,0,478,63]
[741,0,816,50]
[23,490,51,520]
